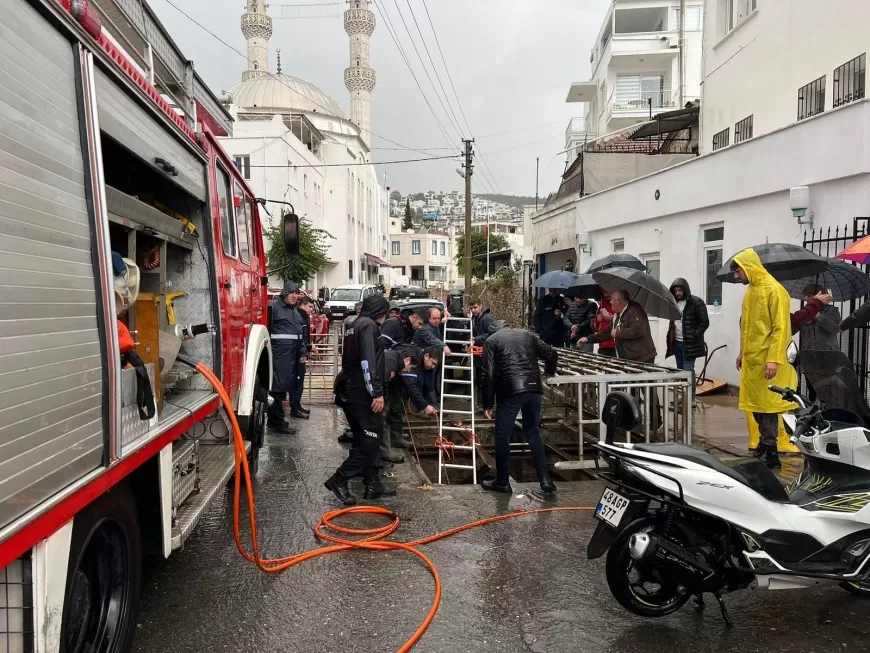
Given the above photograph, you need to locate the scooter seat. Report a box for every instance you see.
[633,443,789,503]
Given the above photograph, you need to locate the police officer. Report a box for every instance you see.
[268,282,309,433]
[535,288,569,347]
[325,294,393,505]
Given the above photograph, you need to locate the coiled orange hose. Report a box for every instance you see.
[194,362,594,652]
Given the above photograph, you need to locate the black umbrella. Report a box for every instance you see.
[565,274,601,299]
[592,266,681,321]
[717,243,829,283]
[778,258,870,301]
[586,253,647,274]
[533,270,581,289]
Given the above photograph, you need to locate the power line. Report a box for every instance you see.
[485,132,564,155]
[378,0,462,142]
[161,0,453,162]
[370,0,457,149]
[401,0,465,139]
[250,154,459,168]
[416,0,501,194]
[476,120,566,140]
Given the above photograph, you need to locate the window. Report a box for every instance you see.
[734,115,753,144]
[797,75,826,121]
[432,240,438,255]
[348,259,354,280]
[833,54,866,108]
[703,226,724,306]
[612,239,625,253]
[391,241,400,255]
[304,174,308,196]
[412,240,421,255]
[672,6,702,30]
[440,241,446,256]
[244,197,257,258]
[616,75,666,108]
[643,255,661,281]
[233,155,250,179]
[235,182,250,264]
[216,165,236,257]
[712,128,730,151]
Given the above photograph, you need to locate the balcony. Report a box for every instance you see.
[565,116,595,147]
[611,32,678,56]
[606,88,681,124]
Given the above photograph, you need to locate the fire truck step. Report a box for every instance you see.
[170,441,250,551]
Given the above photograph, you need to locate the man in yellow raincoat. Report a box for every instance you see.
[731,248,797,469]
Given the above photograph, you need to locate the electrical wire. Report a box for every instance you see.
[475,120,567,140]
[400,0,465,139]
[371,0,458,150]
[188,359,594,653]
[249,154,460,168]
[160,0,453,162]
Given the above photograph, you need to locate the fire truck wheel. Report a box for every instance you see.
[60,482,141,653]
[238,375,267,476]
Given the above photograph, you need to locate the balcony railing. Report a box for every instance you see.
[607,89,681,122]
[565,116,593,145]
[611,32,677,55]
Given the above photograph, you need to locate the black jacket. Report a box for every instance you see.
[482,328,558,409]
[412,323,445,348]
[342,315,384,399]
[563,300,598,340]
[666,278,710,361]
[535,293,568,344]
[379,316,405,350]
[472,307,495,346]
[384,349,429,411]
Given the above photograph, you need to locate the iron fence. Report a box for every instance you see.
[802,218,870,398]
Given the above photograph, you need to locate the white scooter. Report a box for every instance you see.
[587,385,870,625]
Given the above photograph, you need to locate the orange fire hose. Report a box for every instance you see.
[193,362,594,652]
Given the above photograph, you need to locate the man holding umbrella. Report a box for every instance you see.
[731,249,797,469]
[580,289,656,362]
[535,288,569,347]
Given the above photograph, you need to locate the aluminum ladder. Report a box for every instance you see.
[437,315,477,484]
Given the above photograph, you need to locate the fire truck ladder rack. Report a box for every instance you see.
[437,316,477,484]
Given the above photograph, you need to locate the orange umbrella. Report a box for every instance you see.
[836,234,870,265]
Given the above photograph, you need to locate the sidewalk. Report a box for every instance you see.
[692,393,803,480]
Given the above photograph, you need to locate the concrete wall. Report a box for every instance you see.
[531,99,870,385]
[701,0,870,153]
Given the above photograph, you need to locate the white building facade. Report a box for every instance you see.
[388,217,457,291]
[220,0,389,293]
[565,0,704,161]
[532,0,870,386]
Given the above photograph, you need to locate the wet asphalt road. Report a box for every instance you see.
[132,405,870,653]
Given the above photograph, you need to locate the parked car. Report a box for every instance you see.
[389,285,430,300]
[324,284,380,321]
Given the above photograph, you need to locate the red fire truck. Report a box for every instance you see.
[0,1,282,650]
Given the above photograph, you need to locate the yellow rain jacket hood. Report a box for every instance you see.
[735,248,797,413]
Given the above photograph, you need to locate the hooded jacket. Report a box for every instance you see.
[341,295,389,399]
[472,306,496,345]
[666,278,710,360]
[734,248,797,414]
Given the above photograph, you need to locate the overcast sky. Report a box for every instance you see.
[150,0,609,198]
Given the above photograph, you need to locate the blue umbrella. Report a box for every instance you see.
[533,270,581,289]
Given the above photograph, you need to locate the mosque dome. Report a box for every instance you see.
[229,73,346,119]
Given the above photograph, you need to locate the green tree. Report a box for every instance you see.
[265,212,333,284]
[403,198,414,230]
[454,230,510,278]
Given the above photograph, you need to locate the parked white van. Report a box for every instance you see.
[324,284,380,320]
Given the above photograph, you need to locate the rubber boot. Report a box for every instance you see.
[539,473,557,494]
[363,481,397,500]
[337,429,354,443]
[269,422,297,435]
[381,452,405,464]
[481,479,512,494]
[757,445,781,470]
[324,475,357,505]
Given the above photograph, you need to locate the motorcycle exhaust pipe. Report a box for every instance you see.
[629,533,651,561]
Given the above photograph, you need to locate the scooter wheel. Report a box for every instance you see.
[605,518,692,618]
[841,581,870,597]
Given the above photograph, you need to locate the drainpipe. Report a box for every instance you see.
[679,0,686,107]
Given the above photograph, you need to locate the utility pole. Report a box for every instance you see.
[535,157,539,210]
[462,139,474,290]
[678,0,686,107]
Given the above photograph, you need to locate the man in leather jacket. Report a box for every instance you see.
[325,294,392,505]
[482,323,558,494]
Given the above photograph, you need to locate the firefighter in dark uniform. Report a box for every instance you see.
[325,294,393,505]
[267,282,309,433]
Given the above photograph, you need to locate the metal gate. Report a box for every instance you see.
[802,217,870,398]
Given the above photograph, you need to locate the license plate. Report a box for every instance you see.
[595,488,630,528]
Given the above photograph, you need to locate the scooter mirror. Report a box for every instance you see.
[284,212,300,257]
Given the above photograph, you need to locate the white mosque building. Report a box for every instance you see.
[219,0,390,293]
